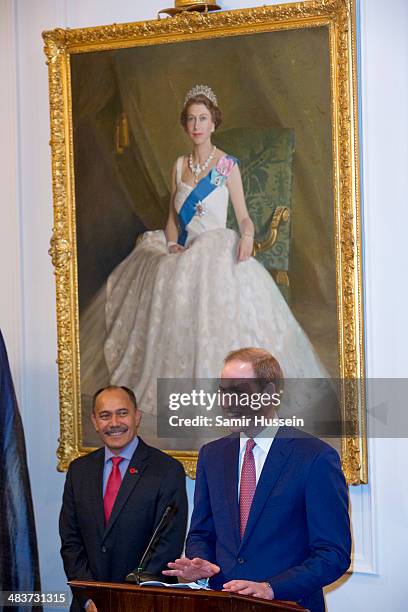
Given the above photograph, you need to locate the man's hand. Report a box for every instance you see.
[223,580,274,600]
[163,557,220,582]
[85,600,98,612]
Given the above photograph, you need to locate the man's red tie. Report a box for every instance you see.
[239,438,256,538]
[104,456,123,524]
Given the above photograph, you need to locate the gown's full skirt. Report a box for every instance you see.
[104,228,326,415]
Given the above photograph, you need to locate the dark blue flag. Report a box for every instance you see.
[0,330,41,609]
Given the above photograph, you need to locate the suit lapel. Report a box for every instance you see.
[223,437,240,550]
[88,449,105,537]
[239,431,294,551]
[103,439,149,541]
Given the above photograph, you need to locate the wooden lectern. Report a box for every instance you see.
[69,580,308,612]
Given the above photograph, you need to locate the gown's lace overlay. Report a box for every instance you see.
[104,156,326,415]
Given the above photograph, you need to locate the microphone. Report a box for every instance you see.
[126,505,173,584]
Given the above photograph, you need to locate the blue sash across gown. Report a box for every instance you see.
[177,155,238,246]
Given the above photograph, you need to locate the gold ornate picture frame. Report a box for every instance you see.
[43,0,366,484]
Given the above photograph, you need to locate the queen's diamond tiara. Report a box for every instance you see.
[184,84,218,107]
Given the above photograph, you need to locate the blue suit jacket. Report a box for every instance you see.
[186,427,351,612]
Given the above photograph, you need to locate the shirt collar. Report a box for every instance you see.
[239,425,278,456]
[104,435,139,464]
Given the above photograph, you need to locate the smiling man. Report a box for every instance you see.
[164,348,351,612]
[59,386,187,612]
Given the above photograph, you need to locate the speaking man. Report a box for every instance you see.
[60,385,188,611]
[164,348,351,612]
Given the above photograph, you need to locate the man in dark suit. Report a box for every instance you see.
[164,348,351,612]
[60,385,188,612]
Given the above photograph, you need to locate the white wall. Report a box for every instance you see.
[0,0,407,610]
[0,0,22,397]
[326,1,408,608]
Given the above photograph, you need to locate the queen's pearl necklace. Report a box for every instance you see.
[189,146,216,183]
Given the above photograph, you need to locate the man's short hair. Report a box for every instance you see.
[224,347,283,387]
[92,385,137,413]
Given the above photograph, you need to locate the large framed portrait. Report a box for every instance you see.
[44,0,366,483]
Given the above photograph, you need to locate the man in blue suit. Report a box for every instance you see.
[164,347,351,612]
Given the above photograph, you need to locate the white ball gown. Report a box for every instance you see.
[99,154,327,416]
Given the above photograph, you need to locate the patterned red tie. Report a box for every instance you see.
[103,456,123,524]
[239,438,256,538]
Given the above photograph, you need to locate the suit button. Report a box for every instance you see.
[237,557,245,564]
[101,546,107,553]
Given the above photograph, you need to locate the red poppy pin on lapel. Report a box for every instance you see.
[129,467,137,474]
